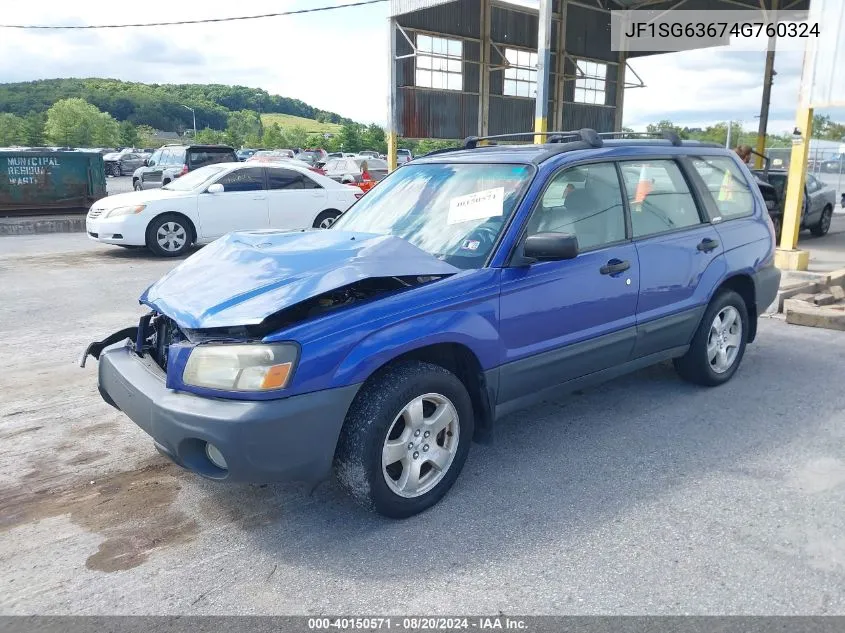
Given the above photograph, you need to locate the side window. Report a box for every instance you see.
[688,156,754,221]
[806,175,820,192]
[171,148,187,166]
[268,169,304,190]
[216,167,265,192]
[621,159,702,237]
[299,173,322,190]
[158,149,172,166]
[526,162,626,251]
[148,150,162,165]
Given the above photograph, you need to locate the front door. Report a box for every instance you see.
[498,162,639,404]
[620,158,724,358]
[142,149,165,189]
[197,167,269,239]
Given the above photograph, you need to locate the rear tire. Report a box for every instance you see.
[673,289,748,387]
[145,213,193,257]
[133,179,143,191]
[811,205,833,237]
[313,209,341,229]
[334,361,474,518]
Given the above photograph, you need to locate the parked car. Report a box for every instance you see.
[323,157,389,184]
[246,150,296,162]
[103,149,147,177]
[752,169,835,238]
[820,154,845,173]
[237,148,267,162]
[397,148,413,164]
[326,152,356,160]
[295,149,327,167]
[83,132,780,518]
[357,150,380,159]
[132,144,237,190]
[88,162,362,256]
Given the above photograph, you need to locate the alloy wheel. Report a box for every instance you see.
[707,306,742,374]
[382,393,460,498]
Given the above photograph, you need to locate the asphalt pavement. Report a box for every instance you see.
[1,234,844,615]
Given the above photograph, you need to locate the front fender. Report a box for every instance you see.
[332,306,500,387]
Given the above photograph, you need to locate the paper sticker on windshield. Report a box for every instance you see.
[447,187,505,225]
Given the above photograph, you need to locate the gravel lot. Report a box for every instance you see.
[106,175,134,196]
[1,234,844,615]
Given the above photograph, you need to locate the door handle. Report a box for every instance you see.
[697,238,719,252]
[600,259,631,275]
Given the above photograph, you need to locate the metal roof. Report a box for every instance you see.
[395,0,810,15]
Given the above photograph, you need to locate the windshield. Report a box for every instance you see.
[331,162,534,269]
[162,165,227,191]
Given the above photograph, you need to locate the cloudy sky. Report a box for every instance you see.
[1,0,842,135]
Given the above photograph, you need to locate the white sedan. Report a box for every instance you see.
[86,162,363,257]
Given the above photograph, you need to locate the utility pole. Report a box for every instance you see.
[755,0,778,169]
[726,120,732,149]
[181,105,196,138]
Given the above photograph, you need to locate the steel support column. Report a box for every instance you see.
[534,0,553,144]
[387,16,398,172]
[478,0,491,137]
[553,0,568,130]
[614,52,627,132]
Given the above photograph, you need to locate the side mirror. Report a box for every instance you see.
[207,183,224,194]
[143,159,150,166]
[523,232,579,262]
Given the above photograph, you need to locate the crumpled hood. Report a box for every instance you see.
[140,230,460,330]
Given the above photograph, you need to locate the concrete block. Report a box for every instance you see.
[829,285,845,301]
[814,293,836,306]
[775,248,810,271]
[0,215,86,236]
[791,293,816,303]
[828,268,845,288]
[784,300,845,331]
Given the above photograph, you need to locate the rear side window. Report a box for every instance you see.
[190,149,237,168]
[689,156,754,221]
[620,160,702,237]
[267,168,322,190]
[170,148,187,166]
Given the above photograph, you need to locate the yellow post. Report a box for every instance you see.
[533,118,548,146]
[387,131,398,172]
[774,105,812,271]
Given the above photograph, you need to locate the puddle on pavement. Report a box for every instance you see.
[0,457,198,572]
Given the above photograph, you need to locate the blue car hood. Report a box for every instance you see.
[140,230,460,330]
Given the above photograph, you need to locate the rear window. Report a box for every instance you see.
[189,149,237,168]
[689,156,754,221]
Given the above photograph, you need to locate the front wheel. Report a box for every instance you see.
[334,361,474,518]
[313,209,341,229]
[673,289,748,386]
[811,205,833,237]
[146,214,192,257]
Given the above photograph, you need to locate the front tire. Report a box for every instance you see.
[674,289,748,387]
[313,209,341,229]
[334,361,474,518]
[811,205,833,237]
[146,213,192,257]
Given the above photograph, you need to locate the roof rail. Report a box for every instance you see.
[462,128,603,150]
[597,131,683,146]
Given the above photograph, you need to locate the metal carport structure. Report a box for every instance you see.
[386,0,810,165]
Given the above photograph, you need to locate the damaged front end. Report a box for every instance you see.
[79,311,186,370]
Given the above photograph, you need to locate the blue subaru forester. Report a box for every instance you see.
[83,130,780,518]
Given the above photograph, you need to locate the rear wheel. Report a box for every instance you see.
[133,179,143,192]
[146,213,192,257]
[313,209,341,229]
[674,290,748,386]
[811,205,833,237]
[114,163,123,177]
[334,361,474,518]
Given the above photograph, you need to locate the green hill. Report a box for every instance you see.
[261,113,342,134]
[0,78,353,133]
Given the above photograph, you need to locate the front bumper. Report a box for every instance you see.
[96,341,361,483]
[86,214,147,245]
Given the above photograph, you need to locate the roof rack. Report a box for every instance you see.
[597,131,683,146]
[462,128,603,150]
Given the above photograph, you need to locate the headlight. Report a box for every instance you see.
[105,204,146,218]
[182,343,298,392]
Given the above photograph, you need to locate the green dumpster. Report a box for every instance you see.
[0,151,107,214]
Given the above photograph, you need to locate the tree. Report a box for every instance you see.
[0,113,25,146]
[337,122,363,153]
[361,123,387,153]
[119,120,140,147]
[286,125,309,149]
[136,124,157,148]
[262,123,286,149]
[44,98,119,147]
[194,127,225,144]
[22,111,46,146]
[226,110,263,148]
[415,138,457,155]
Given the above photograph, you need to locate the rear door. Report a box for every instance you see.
[267,167,328,229]
[196,167,269,239]
[621,157,724,359]
[144,149,167,187]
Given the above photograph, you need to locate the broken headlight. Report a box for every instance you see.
[182,343,298,392]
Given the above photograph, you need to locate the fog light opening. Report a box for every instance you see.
[205,442,228,470]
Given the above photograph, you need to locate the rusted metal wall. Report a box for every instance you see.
[0,151,107,213]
